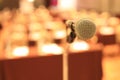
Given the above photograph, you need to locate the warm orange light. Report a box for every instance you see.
[12,46,29,57]
[99,26,115,35]
[41,44,63,55]
[69,41,90,52]
[108,17,120,27]
[20,0,34,13]
[28,0,34,2]
[54,30,66,39]
[58,0,77,10]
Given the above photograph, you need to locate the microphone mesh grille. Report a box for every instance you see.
[75,19,96,40]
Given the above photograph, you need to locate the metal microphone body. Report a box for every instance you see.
[75,19,96,40]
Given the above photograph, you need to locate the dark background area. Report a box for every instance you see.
[1,0,19,10]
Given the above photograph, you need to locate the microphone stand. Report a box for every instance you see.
[63,22,75,80]
[63,42,69,80]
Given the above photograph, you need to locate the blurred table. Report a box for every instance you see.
[0,50,102,80]
[0,61,4,80]
[97,34,116,45]
[69,50,103,80]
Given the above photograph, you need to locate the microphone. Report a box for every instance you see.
[66,19,96,43]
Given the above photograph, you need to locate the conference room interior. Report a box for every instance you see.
[0,0,120,80]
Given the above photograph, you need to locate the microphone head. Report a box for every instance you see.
[75,19,96,40]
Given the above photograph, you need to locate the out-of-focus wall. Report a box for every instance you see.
[100,0,120,14]
[77,0,101,11]
[111,0,120,14]
[1,0,120,14]
[76,0,120,14]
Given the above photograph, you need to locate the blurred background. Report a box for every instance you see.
[0,0,120,80]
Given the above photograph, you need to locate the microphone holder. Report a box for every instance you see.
[66,21,76,43]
